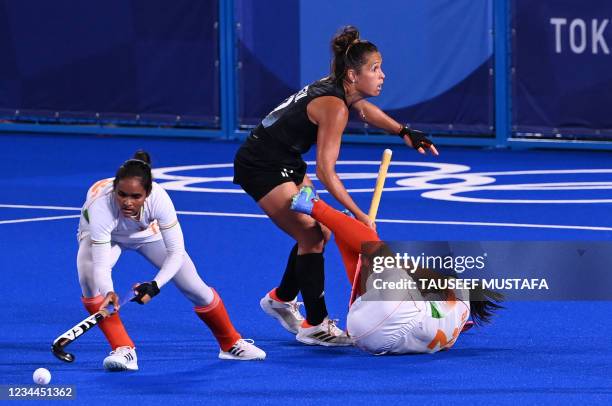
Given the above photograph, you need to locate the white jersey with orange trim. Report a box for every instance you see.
[77,179,176,244]
[76,179,186,295]
[347,271,470,355]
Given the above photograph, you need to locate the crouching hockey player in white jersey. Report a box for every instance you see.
[76,151,265,371]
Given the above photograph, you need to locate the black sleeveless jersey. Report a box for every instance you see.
[252,78,347,155]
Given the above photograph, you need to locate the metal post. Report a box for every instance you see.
[219,0,237,139]
[494,0,510,148]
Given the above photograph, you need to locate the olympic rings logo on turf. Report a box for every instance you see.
[152,162,612,204]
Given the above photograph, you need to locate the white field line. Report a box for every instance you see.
[0,204,610,232]
[0,204,80,211]
[375,218,612,232]
[0,214,80,225]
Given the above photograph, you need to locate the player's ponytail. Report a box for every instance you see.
[469,288,504,325]
[113,150,153,195]
[389,254,504,326]
[132,150,151,166]
[329,25,379,84]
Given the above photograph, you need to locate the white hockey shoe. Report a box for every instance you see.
[103,346,138,371]
[296,318,353,347]
[218,339,266,361]
[260,291,304,334]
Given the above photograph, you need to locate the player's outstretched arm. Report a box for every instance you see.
[352,99,439,156]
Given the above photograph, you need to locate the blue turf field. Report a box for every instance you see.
[0,134,611,404]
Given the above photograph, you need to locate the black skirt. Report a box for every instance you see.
[233,133,307,202]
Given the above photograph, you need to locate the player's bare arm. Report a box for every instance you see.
[309,96,372,228]
[352,99,439,156]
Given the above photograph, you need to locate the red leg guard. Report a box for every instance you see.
[81,296,134,350]
[194,289,241,352]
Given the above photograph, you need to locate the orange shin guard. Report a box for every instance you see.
[81,296,134,350]
[194,290,241,351]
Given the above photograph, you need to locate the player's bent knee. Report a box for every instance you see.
[296,228,325,253]
[189,286,215,307]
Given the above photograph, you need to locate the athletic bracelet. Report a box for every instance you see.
[398,125,411,139]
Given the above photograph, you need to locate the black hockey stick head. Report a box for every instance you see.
[52,341,75,363]
[49,296,131,364]
[50,311,107,363]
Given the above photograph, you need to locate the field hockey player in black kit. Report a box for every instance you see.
[233,26,438,346]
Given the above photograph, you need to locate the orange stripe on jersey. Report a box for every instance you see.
[427,308,469,351]
[437,290,458,314]
[447,289,457,304]
[427,326,462,351]
[427,330,449,350]
[149,221,159,234]
[89,178,113,198]
[455,310,470,337]
[446,327,461,349]
[159,220,178,230]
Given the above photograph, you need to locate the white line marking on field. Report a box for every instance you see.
[0,204,81,211]
[0,214,80,225]
[176,210,267,219]
[375,218,612,232]
[1,203,610,232]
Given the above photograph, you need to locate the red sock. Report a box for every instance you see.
[269,288,284,302]
[81,296,134,350]
[194,289,241,351]
[301,319,315,328]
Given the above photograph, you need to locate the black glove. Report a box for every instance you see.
[399,127,434,151]
[130,281,160,304]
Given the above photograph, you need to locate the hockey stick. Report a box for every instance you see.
[349,149,392,305]
[367,148,392,221]
[51,291,134,363]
